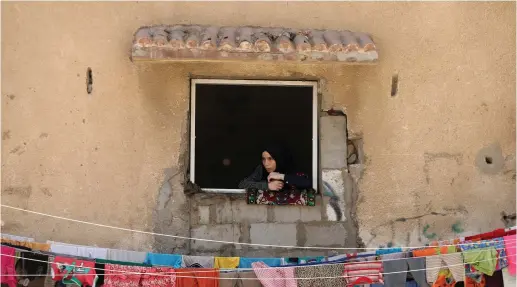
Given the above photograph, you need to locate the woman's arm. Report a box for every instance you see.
[284,173,312,189]
[238,165,268,190]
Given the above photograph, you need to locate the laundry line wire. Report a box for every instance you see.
[2,204,516,251]
[0,251,514,281]
[5,241,516,275]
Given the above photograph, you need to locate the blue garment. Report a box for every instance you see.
[405,280,419,287]
[144,253,182,268]
[238,258,282,268]
[376,247,403,256]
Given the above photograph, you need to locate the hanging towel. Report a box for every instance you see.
[375,247,403,256]
[294,263,345,287]
[504,234,516,275]
[1,246,17,287]
[251,261,296,287]
[462,247,498,276]
[49,241,108,259]
[103,264,148,287]
[139,266,176,287]
[460,237,508,270]
[238,258,282,268]
[382,255,429,287]
[51,256,99,287]
[175,268,218,287]
[425,252,465,283]
[96,258,151,267]
[182,255,215,268]
[215,257,240,269]
[144,253,183,268]
[343,260,384,286]
[107,249,147,264]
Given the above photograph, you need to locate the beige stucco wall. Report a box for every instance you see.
[2,2,515,251]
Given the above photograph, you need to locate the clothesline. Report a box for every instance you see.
[2,204,516,250]
[0,251,514,280]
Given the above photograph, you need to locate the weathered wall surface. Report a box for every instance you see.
[2,2,515,253]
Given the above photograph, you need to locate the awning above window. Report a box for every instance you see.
[131,25,378,64]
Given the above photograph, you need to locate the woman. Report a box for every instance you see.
[239,145,315,206]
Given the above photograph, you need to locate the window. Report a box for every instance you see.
[190,79,318,193]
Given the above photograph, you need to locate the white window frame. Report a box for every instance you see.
[190,79,319,193]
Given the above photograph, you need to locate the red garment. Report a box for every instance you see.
[0,246,17,287]
[343,261,383,286]
[103,264,146,287]
[140,267,176,287]
[465,229,515,241]
[51,256,98,287]
[175,268,219,287]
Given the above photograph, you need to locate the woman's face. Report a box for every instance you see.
[262,151,277,173]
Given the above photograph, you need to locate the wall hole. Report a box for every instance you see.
[485,156,493,164]
[391,74,399,97]
[86,68,93,94]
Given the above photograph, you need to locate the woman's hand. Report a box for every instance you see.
[267,172,285,182]
[268,180,284,191]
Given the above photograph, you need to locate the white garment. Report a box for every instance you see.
[107,249,146,263]
[48,241,108,259]
[1,233,35,242]
[502,268,516,287]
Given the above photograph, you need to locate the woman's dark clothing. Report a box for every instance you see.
[238,164,312,190]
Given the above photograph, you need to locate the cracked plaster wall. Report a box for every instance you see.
[1,2,515,250]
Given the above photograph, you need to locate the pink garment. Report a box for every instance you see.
[504,235,516,275]
[1,246,17,287]
[251,261,297,287]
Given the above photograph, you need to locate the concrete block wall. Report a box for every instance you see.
[187,114,358,257]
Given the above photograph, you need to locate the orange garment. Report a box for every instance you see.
[465,275,486,287]
[412,245,457,257]
[176,268,219,287]
[432,269,456,287]
[0,239,50,251]
[429,239,461,247]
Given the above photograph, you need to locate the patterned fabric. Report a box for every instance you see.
[251,261,296,287]
[140,267,176,287]
[465,274,486,287]
[425,253,465,283]
[247,188,316,206]
[294,263,345,287]
[432,268,456,287]
[51,256,98,287]
[460,237,508,270]
[103,264,146,287]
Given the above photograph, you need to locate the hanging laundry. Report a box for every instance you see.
[465,229,509,241]
[49,241,108,260]
[1,233,35,242]
[238,258,282,268]
[251,262,296,287]
[51,256,99,287]
[375,247,403,256]
[431,268,456,287]
[175,268,219,287]
[96,258,151,267]
[502,268,516,287]
[382,254,429,287]
[503,234,516,275]
[215,257,240,269]
[465,274,485,287]
[484,270,504,287]
[182,255,215,268]
[462,247,498,276]
[1,238,50,251]
[219,271,262,287]
[1,246,17,287]
[425,252,465,283]
[294,263,345,287]
[413,245,457,257]
[343,260,384,286]
[281,256,325,266]
[140,266,176,287]
[460,237,508,270]
[107,249,147,264]
[144,253,183,268]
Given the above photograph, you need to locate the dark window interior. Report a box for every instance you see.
[193,83,314,189]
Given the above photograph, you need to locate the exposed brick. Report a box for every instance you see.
[250,223,297,247]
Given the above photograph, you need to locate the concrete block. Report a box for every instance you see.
[272,206,302,222]
[215,200,233,223]
[250,223,297,247]
[232,200,268,223]
[304,223,346,246]
[300,206,322,222]
[191,224,241,251]
[198,206,210,225]
[322,169,346,221]
[320,116,347,169]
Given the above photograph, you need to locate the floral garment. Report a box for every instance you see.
[246,188,316,206]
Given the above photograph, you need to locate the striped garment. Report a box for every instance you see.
[425,253,465,283]
[343,261,383,286]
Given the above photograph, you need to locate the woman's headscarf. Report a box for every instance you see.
[261,143,293,180]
